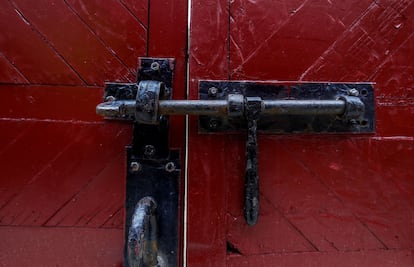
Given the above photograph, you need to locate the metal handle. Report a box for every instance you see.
[244,97,262,225]
[127,197,158,267]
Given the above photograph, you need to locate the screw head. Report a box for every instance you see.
[144,145,156,158]
[165,162,176,172]
[208,119,219,129]
[105,95,116,102]
[348,88,359,96]
[208,87,218,97]
[150,62,160,71]
[130,161,141,172]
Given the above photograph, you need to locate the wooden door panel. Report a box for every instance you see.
[188,0,414,266]
[0,1,85,85]
[0,0,187,265]
[227,249,414,266]
[10,0,136,84]
[230,0,375,80]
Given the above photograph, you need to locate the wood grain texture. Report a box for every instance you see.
[0,121,131,227]
[227,249,414,267]
[0,1,84,85]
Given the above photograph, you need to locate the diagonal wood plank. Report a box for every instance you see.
[44,153,126,228]
[0,226,124,266]
[0,52,29,84]
[282,137,414,249]
[0,1,84,85]
[226,137,386,253]
[0,85,103,121]
[0,121,131,227]
[0,122,85,213]
[120,0,148,28]
[227,249,414,267]
[10,0,137,85]
[65,0,147,71]
[230,0,374,80]
[299,0,414,82]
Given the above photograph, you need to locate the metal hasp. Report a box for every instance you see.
[101,58,180,267]
[97,67,375,226]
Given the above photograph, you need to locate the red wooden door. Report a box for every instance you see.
[187,0,414,266]
[0,1,187,266]
[1,0,414,266]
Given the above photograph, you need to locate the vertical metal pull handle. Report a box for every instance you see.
[127,197,158,267]
[244,97,263,225]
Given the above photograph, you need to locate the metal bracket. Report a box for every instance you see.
[199,81,375,133]
[104,58,180,267]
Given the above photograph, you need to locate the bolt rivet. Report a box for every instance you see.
[105,95,116,102]
[165,162,176,172]
[151,62,160,71]
[130,161,142,172]
[208,87,219,97]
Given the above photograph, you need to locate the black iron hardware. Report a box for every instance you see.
[105,58,180,267]
[127,196,158,267]
[197,81,374,225]
[97,57,375,230]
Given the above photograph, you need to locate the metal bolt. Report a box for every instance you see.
[130,161,142,172]
[208,119,219,129]
[144,145,156,158]
[208,87,218,97]
[165,162,176,172]
[150,62,160,71]
[105,95,116,102]
[348,88,359,96]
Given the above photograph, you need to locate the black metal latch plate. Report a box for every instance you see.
[199,81,375,134]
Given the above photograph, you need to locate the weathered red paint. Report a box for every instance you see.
[1,0,413,266]
[0,226,124,267]
[0,0,187,265]
[187,0,414,266]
